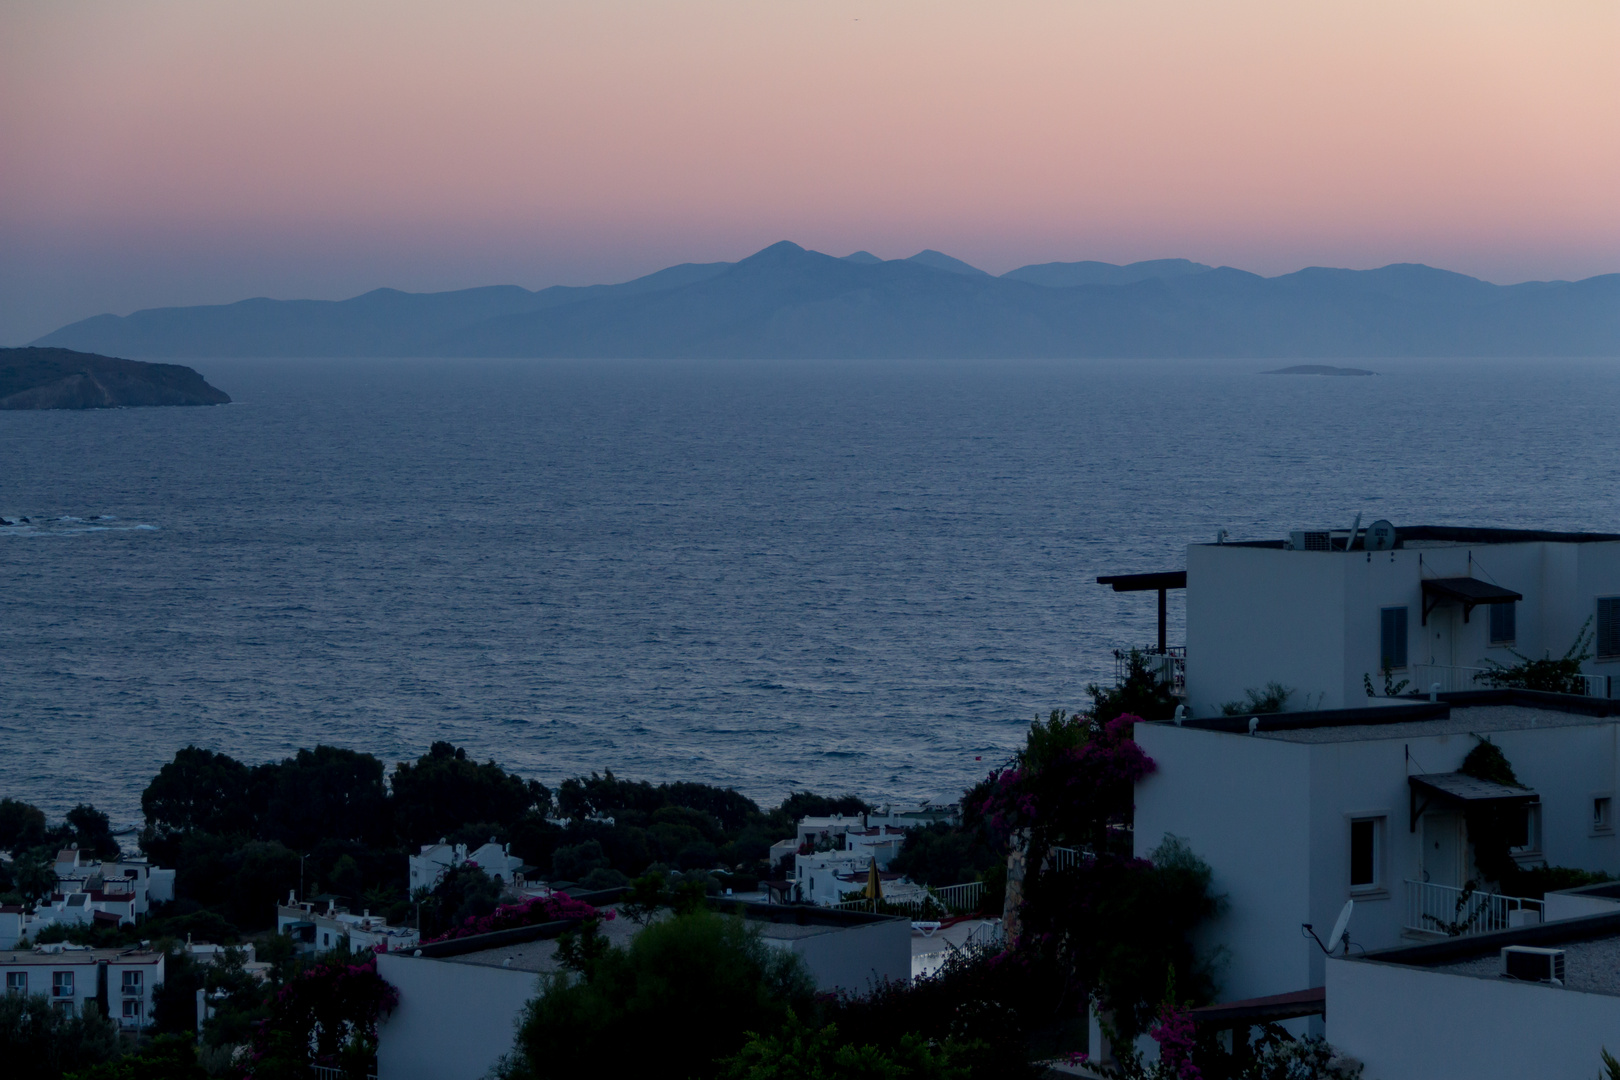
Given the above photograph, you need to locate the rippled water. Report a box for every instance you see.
[3,356,1617,822]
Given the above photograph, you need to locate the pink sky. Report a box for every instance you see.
[2,0,1616,343]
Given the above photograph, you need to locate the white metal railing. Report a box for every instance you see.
[310,1067,376,1080]
[834,880,988,917]
[1403,879,1543,937]
[1408,664,1612,698]
[1048,846,1087,873]
[1114,647,1186,696]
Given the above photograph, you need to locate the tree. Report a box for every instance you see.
[65,804,121,861]
[261,746,393,850]
[0,994,121,1080]
[0,798,48,856]
[722,1018,973,1080]
[417,865,504,940]
[141,747,255,840]
[251,958,397,1080]
[499,909,814,1080]
[1018,837,1224,1043]
[63,1034,207,1080]
[1476,618,1594,694]
[12,853,59,907]
[1089,651,1179,724]
[389,742,550,846]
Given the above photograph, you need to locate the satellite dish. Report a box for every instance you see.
[1328,899,1355,955]
[1366,520,1397,551]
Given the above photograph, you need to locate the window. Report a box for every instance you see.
[54,1001,75,1018]
[52,971,73,998]
[1350,818,1381,889]
[1489,601,1516,645]
[1380,607,1408,670]
[1509,805,1542,854]
[1599,597,1620,659]
[121,970,142,996]
[122,999,142,1020]
[5,972,24,995]
[1596,797,1613,834]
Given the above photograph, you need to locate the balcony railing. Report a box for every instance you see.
[833,880,988,917]
[1113,646,1186,696]
[1407,664,1612,699]
[1403,879,1543,937]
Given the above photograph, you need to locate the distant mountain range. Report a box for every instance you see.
[32,243,1620,359]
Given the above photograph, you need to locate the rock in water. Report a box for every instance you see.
[0,347,230,409]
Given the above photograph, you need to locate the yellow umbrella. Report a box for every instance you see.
[864,857,883,902]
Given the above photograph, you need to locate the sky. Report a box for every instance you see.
[2,0,1617,344]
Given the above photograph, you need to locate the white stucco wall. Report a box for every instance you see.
[1184,539,1620,716]
[1327,956,1620,1080]
[764,917,910,994]
[1133,724,1313,1002]
[1545,891,1620,922]
[376,953,541,1080]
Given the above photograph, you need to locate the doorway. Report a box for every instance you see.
[1422,811,1464,887]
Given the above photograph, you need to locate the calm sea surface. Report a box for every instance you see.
[3,357,1618,823]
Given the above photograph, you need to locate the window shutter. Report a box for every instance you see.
[1599,597,1620,659]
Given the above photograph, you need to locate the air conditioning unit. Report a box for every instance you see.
[1288,531,1333,552]
[1501,945,1565,985]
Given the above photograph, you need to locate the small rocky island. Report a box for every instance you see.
[0,347,230,409]
[1261,364,1375,376]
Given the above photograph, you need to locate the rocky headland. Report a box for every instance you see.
[0,347,230,409]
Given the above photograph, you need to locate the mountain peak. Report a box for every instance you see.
[904,250,990,277]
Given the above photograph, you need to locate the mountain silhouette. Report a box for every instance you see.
[33,242,1620,359]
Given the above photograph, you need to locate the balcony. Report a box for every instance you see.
[1113,646,1186,697]
[1407,663,1612,699]
[1403,879,1543,937]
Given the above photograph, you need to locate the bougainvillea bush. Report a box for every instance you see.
[425,891,607,942]
[249,958,397,1079]
[973,711,1155,861]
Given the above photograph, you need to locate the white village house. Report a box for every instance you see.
[375,896,908,1080]
[1133,694,1620,1007]
[276,898,420,955]
[408,839,526,895]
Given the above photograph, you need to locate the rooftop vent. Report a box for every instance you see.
[1501,945,1564,985]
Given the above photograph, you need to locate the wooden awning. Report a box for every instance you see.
[1096,571,1186,652]
[1421,577,1522,625]
[1408,771,1537,831]
[1096,571,1187,592]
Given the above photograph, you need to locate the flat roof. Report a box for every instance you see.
[409,899,903,975]
[1164,692,1620,744]
[1206,525,1620,550]
[1,949,163,966]
[1354,911,1620,997]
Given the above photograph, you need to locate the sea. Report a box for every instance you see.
[3,356,1618,825]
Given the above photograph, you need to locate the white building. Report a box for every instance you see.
[792,850,929,907]
[1327,911,1620,1080]
[277,899,419,955]
[0,945,165,1028]
[51,848,175,918]
[1177,524,1620,716]
[1132,695,1620,1006]
[375,899,909,1080]
[408,840,526,895]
